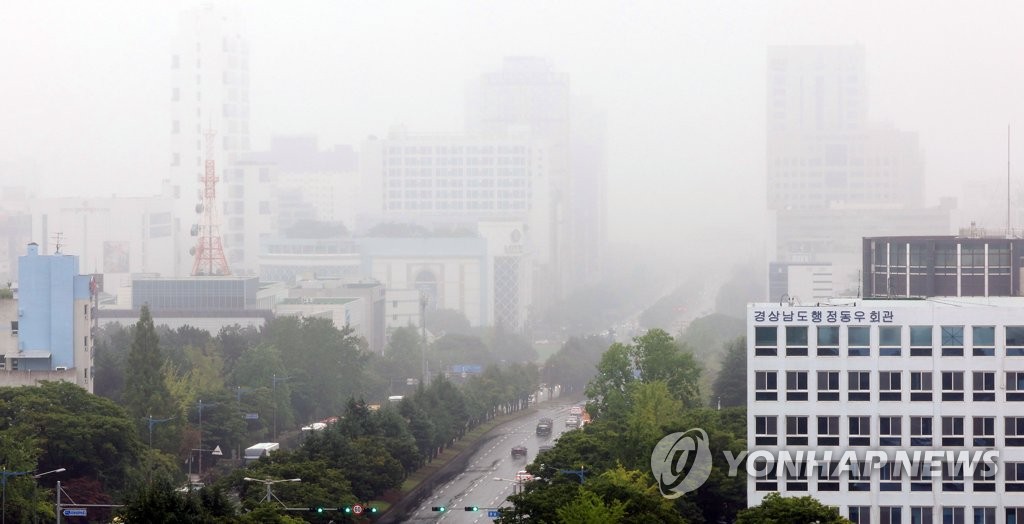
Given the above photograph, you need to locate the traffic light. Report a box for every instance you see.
[369,507,378,513]
[316,507,325,514]
[431,506,447,512]
[464,506,479,511]
[343,506,352,514]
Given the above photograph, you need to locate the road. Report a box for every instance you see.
[403,399,580,523]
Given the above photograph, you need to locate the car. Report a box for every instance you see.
[569,406,583,416]
[511,445,527,458]
[565,416,580,428]
[536,417,553,436]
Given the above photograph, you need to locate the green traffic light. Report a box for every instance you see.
[464,506,479,511]
[344,507,352,513]
[432,506,447,512]
[370,507,378,513]
[316,507,324,513]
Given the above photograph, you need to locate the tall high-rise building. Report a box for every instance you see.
[168,5,250,276]
[467,57,607,302]
[766,45,948,297]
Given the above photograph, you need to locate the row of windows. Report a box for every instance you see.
[754,461,1024,494]
[754,370,1024,402]
[754,325,1024,357]
[850,505,1016,524]
[386,201,527,211]
[386,145,529,155]
[754,414,1019,446]
[388,178,529,188]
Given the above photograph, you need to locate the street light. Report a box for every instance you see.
[242,477,300,507]
[271,374,290,441]
[142,414,175,448]
[1,467,64,524]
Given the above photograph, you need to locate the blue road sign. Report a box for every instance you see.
[62,509,87,517]
[488,509,500,518]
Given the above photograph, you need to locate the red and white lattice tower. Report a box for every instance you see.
[190,129,231,276]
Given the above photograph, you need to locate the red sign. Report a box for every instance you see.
[353,504,363,515]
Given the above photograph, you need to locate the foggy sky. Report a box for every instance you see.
[2,0,1024,252]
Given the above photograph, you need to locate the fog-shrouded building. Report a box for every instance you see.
[747,297,1024,523]
[168,4,250,276]
[0,243,94,392]
[863,235,1024,298]
[766,45,953,298]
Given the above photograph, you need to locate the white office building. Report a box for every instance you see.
[747,297,1024,523]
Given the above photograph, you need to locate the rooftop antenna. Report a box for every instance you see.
[53,232,64,255]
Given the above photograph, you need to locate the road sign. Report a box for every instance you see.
[212,445,223,456]
[245,413,259,420]
[62,509,87,517]
[353,504,363,515]
[488,510,500,518]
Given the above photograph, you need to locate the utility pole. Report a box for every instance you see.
[419,292,429,387]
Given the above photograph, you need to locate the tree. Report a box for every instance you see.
[554,488,626,524]
[119,477,204,524]
[735,492,851,524]
[122,306,179,444]
[632,329,702,408]
[712,337,746,408]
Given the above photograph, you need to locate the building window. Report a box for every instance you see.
[1009,327,1024,356]
[940,371,964,401]
[1007,507,1024,524]
[848,462,870,491]
[817,325,839,356]
[785,416,808,445]
[786,326,808,356]
[911,507,934,523]
[911,416,932,446]
[880,506,903,524]
[1007,371,1024,401]
[848,326,870,356]
[755,371,778,401]
[849,415,871,446]
[941,416,964,447]
[974,416,995,446]
[909,325,932,356]
[1007,417,1024,446]
[786,371,808,401]
[940,325,963,356]
[975,462,997,491]
[848,371,870,401]
[784,461,808,491]
[817,461,840,491]
[754,416,777,445]
[754,326,777,356]
[1008,462,1024,491]
[972,371,995,401]
[972,326,995,356]
[910,463,934,491]
[879,371,901,401]
[817,371,840,401]
[973,508,995,524]
[910,371,932,401]
[10,321,17,335]
[849,505,870,524]
[817,416,839,446]
[941,507,964,524]
[879,415,902,446]
[879,462,902,491]
[753,456,777,491]
[881,325,904,356]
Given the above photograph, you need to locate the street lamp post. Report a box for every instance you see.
[419,292,429,387]
[142,414,175,448]
[1,467,64,524]
[242,477,300,508]
[271,374,289,441]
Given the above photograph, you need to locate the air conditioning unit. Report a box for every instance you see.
[55,366,67,371]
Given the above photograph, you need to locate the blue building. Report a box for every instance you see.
[0,243,94,391]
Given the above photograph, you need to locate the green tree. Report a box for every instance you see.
[711,337,746,408]
[119,477,204,524]
[554,488,626,524]
[122,306,179,449]
[632,329,702,408]
[735,492,851,524]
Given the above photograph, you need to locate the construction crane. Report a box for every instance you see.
[190,128,231,276]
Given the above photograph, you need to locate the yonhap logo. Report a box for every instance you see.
[650,428,712,498]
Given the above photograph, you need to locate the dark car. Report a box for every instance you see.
[511,445,527,458]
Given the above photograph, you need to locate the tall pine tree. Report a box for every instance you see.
[123,305,179,450]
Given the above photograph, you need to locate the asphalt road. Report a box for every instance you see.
[404,399,580,523]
